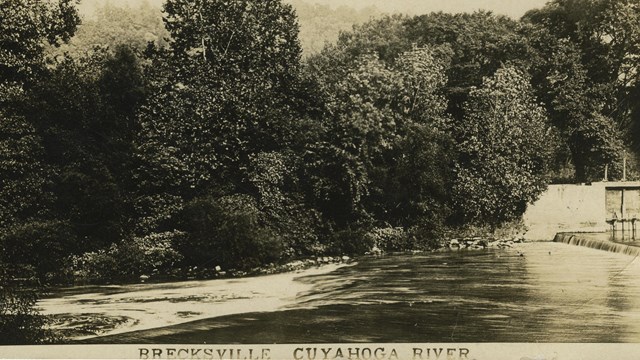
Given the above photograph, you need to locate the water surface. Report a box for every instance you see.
[57,242,640,343]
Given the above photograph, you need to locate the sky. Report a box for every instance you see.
[291,0,549,18]
[78,0,550,19]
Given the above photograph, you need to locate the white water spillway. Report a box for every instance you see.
[554,232,640,257]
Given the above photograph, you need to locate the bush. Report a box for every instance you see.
[247,151,324,258]
[366,225,444,252]
[0,220,76,280]
[0,268,60,344]
[177,194,285,270]
[133,193,185,235]
[326,227,375,255]
[406,221,444,250]
[448,219,527,240]
[70,231,184,281]
[368,227,408,252]
[69,246,118,281]
[123,231,184,273]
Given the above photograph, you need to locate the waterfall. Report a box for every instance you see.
[554,233,640,256]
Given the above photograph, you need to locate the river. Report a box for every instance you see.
[39,241,640,343]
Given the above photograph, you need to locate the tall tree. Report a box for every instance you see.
[137,0,303,196]
[524,0,640,158]
[49,1,169,58]
[303,47,452,228]
[0,0,80,241]
[0,0,79,84]
[23,46,148,252]
[0,0,79,343]
[0,109,49,229]
[453,66,554,226]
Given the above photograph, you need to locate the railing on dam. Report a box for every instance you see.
[606,215,638,240]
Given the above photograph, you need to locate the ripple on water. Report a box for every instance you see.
[44,242,640,343]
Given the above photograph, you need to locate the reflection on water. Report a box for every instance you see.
[86,242,640,343]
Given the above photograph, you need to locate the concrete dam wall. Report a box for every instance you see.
[523,182,640,240]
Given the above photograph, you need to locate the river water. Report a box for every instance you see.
[43,242,640,343]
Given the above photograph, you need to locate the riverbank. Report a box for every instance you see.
[38,262,352,341]
[440,236,526,250]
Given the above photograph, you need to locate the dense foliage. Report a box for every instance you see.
[452,67,553,226]
[1,0,639,344]
[0,0,80,344]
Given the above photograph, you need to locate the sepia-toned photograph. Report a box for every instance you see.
[1,0,640,358]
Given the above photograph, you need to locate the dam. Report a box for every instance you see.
[523,181,640,255]
[524,181,640,241]
[554,232,640,256]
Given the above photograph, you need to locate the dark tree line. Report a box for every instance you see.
[1,0,639,343]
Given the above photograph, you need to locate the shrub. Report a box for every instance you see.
[69,246,118,281]
[247,151,324,257]
[133,193,184,235]
[70,231,184,281]
[365,225,444,252]
[368,227,408,252]
[326,227,375,255]
[0,268,60,344]
[449,219,527,240]
[407,221,444,250]
[124,231,184,273]
[177,194,285,270]
[0,220,76,280]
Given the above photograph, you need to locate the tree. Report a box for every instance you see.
[404,11,534,121]
[0,0,79,344]
[137,0,303,195]
[89,45,148,202]
[312,12,532,120]
[135,0,310,266]
[305,14,411,90]
[163,0,301,85]
[27,48,145,252]
[289,0,381,55]
[0,0,79,84]
[0,112,49,229]
[49,1,169,59]
[302,47,452,230]
[0,0,80,230]
[453,66,554,226]
[524,0,640,159]
[0,0,80,237]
